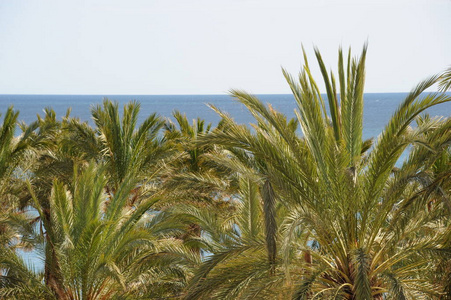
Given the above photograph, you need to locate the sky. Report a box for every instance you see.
[0,0,450,95]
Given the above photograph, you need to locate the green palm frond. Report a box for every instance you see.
[91,99,167,188]
[439,66,451,92]
[191,45,451,299]
[351,248,372,300]
[0,246,54,299]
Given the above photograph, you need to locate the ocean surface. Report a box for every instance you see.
[1,93,450,141]
[1,93,450,270]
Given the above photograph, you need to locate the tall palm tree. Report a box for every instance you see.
[188,46,451,299]
[1,162,198,299]
[90,99,169,191]
[0,103,196,299]
[25,100,170,213]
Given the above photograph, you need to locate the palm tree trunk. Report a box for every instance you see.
[262,180,277,274]
[42,207,67,299]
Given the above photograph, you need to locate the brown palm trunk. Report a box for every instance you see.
[42,207,67,299]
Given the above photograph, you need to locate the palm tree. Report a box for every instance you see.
[25,100,170,215]
[0,103,196,299]
[0,106,53,256]
[181,105,303,298]
[57,99,169,197]
[90,99,169,191]
[178,173,281,299]
[159,112,238,261]
[161,111,234,207]
[0,106,43,208]
[188,46,451,299]
[403,114,451,299]
[1,161,198,299]
[43,99,174,218]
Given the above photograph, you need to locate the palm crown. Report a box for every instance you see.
[186,45,451,299]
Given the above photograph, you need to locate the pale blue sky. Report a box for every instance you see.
[0,0,450,94]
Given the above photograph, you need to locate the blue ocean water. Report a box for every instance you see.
[1,93,450,141]
[0,93,450,270]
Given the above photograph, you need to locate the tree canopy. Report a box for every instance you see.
[1,46,450,299]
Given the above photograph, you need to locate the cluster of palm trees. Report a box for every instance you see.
[1,47,451,299]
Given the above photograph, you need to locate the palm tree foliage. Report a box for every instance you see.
[161,111,234,206]
[0,47,450,299]
[2,162,198,299]
[90,100,170,189]
[189,46,451,299]
[439,66,451,92]
[0,106,43,208]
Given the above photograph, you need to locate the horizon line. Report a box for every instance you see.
[0,91,430,96]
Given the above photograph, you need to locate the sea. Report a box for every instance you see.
[1,93,451,141]
[1,93,450,270]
